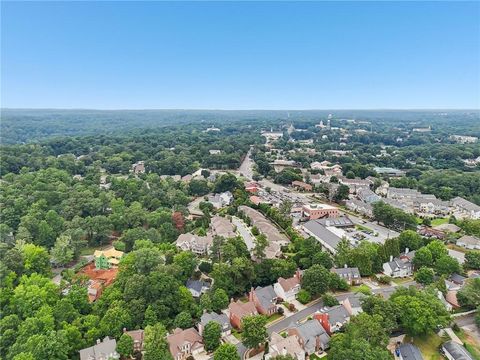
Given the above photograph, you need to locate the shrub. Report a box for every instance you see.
[297,289,311,304]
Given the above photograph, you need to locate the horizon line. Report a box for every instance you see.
[2,107,480,112]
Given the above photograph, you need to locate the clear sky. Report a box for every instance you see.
[1,1,479,109]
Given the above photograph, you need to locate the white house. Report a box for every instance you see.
[274,270,302,302]
[207,191,234,209]
[382,250,415,278]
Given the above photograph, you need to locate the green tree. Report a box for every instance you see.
[301,265,331,296]
[143,323,173,360]
[214,343,240,360]
[173,251,198,282]
[425,240,448,262]
[297,289,311,304]
[117,333,134,358]
[214,173,239,193]
[189,179,210,196]
[414,267,435,285]
[413,247,433,269]
[434,255,461,276]
[253,234,268,260]
[50,235,74,266]
[21,243,51,276]
[465,251,480,270]
[212,288,229,312]
[203,321,222,352]
[100,306,131,339]
[391,287,450,336]
[328,313,392,360]
[242,315,268,349]
[457,278,480,309]
[322,293,339,307]
[174,311,193,329]
[334,185,350,202]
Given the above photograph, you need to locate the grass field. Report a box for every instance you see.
[431,218,449,226]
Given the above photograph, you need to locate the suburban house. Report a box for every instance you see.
[287,318,330,355]
[442,340,474,360]
[445,278,463,309]
[382,250,415,278]
[207,191,233,209]
[266,332,305,360]
[186,279,211,298]
[197,312,231,337]
[94,247,124,270]
[457,235,480,250]
[79,337,119,360]
[123,329,145,352]
[228,300,258,329]
[175,233,213,255]
[167,328,204,360]
[451,197,480,220]
[274,270,302,302]
[291,180,313,192]
[314,305,350,334]
[302,203,339,220]
[418,226,446,240]
[433,223,461,233]
[249,285,278,315]
[131,161,145,174]
[331,266,362,285]
[396,343,424,360]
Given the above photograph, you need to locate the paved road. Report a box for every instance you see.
[454,313,477,327]
[233,216,255,251]
[235,281,417,357]
[238,149,254,180]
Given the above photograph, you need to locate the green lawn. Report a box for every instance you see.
[431,218,449,226]
[392,277,414,285]
[267,313,283,324]
[405,333,445,360]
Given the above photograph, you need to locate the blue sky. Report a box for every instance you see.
[1,1,479,109]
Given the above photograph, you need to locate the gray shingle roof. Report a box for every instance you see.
[200,312,231,330]
[303,220,342,250]
[398,343,424,360]
[79,337,118,360]
[442,340,474,360]
[254,285,277,310]
[294,319,330,354]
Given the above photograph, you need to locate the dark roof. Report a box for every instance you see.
[322,305,350,325]
[449,273,467,284]
[186,279,210,294]
[398,343,424,360]
[293,319,330,354]
[442,340,474,360]
[254,285,277,310]
[332,267,361,278]
[200,312,231,330]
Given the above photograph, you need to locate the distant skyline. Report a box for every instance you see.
[1,1,479,110]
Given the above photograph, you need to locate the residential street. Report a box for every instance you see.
[235,281,417,358]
